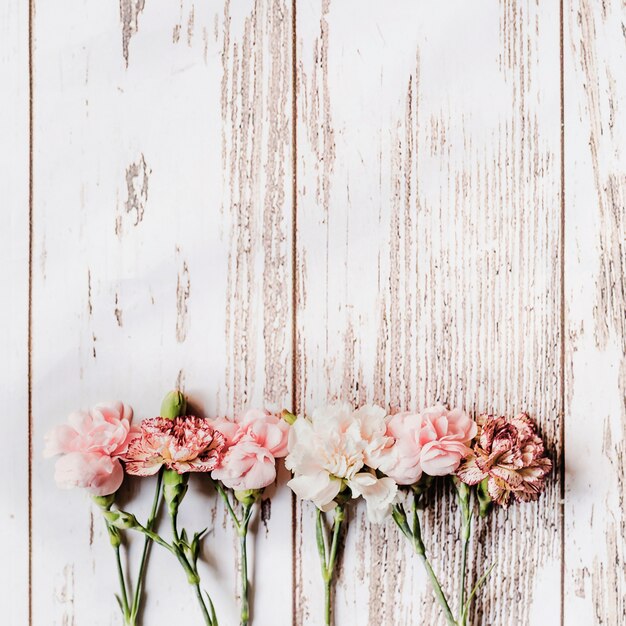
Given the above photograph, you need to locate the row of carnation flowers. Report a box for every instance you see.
[45,391,552,626]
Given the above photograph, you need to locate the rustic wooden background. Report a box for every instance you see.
[2,1,625,624]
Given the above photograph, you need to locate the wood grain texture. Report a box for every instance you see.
[295,1,562,624]
[0,0,30,623]
[31,1,292,625]
[564,1,626,623]
[12,0,626,623]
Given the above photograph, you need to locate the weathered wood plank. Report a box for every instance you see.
[31,1,292,624]
[295,2,562,624]
[0,0,30,623]
[564,1,626,623]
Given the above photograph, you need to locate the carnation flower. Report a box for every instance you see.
[44,401,137,496]
[286,403,397,523]
[377,405,477,485]
[211,408,289,490]
[124,416,225,476]
[456,413,552,506]
[418,405,477,476]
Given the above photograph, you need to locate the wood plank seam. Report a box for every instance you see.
[28,0,34,623]
[290,1,298,625]
[559,1,566,625]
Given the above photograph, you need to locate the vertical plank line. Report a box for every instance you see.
[27,0,35,623]
[290,1,298,624]
[559,1,566,624]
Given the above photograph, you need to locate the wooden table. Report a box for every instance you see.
[2,1,624,624]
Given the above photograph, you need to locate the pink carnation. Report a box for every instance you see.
[457,413,552,506]
[124,416,225,476]
[44,401,137,496]
[379,405,477,485]
[212,409,289,490]
[376,411,423,485]
[418,406,477,476]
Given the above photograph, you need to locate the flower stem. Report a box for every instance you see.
[193,582,215,625]
[212,480,255,626]
[212,479,239,524]
[460,562,495,624]
[114,544,131,620]
[239,516,250,626]
[167,507,217,625]
[129,470,164,623]
[96,504,132,624]
[316,505,345,626]
[392,498,456,626]
[457,488,472,624]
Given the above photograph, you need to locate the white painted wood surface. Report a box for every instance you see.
[295,2,562,624]
[1,1,30,625]
[564,0,626,623]
[30,2,292,625]
[2,1,625,624]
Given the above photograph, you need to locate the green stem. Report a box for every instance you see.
[458,490,472,624]
[171,508,180,544]
[239,508,251,626]
[315,509,328,574]
[324,578,331,626]
[212,479,240,526]
[193,582,214,626]
[114,544,131,620]
[416,552,457,626]
[393,496,457,626]
[327,507,343,576]
[461,563,495,624]
[168,506,214,624]
[316,506,345,626]
[130,470,164,622]
[212,481,253,625]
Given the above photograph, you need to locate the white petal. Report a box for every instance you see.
[288,472,342,510]
[349,473,398,524]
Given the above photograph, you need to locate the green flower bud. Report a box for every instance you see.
[234,489,262,507]
[281,409,297,425]
[477,477,492,518]
[453,476,471,503]
[163,469,189,515]
[335,484,352,507]
[107,524,122,548]
[103,510,139,530]
[391,504,408,528]
[91,493,116,510]
[160,390,187,420]
[333,505,346,524]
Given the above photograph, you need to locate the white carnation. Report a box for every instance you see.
[286,402,397,522]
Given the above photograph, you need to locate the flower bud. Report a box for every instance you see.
[453,476,471,503]
[160,390,187,420]
[163,469,189,515]
[107,524,122,548]
[335,484,352,506]
[103,510,139,530]
[91,493,116,510]
[234,489,262,507]
[281,409,297,425]
[477,477,492,517]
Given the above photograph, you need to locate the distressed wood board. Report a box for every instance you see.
[1,0,30,625]
[1,0,624,624]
